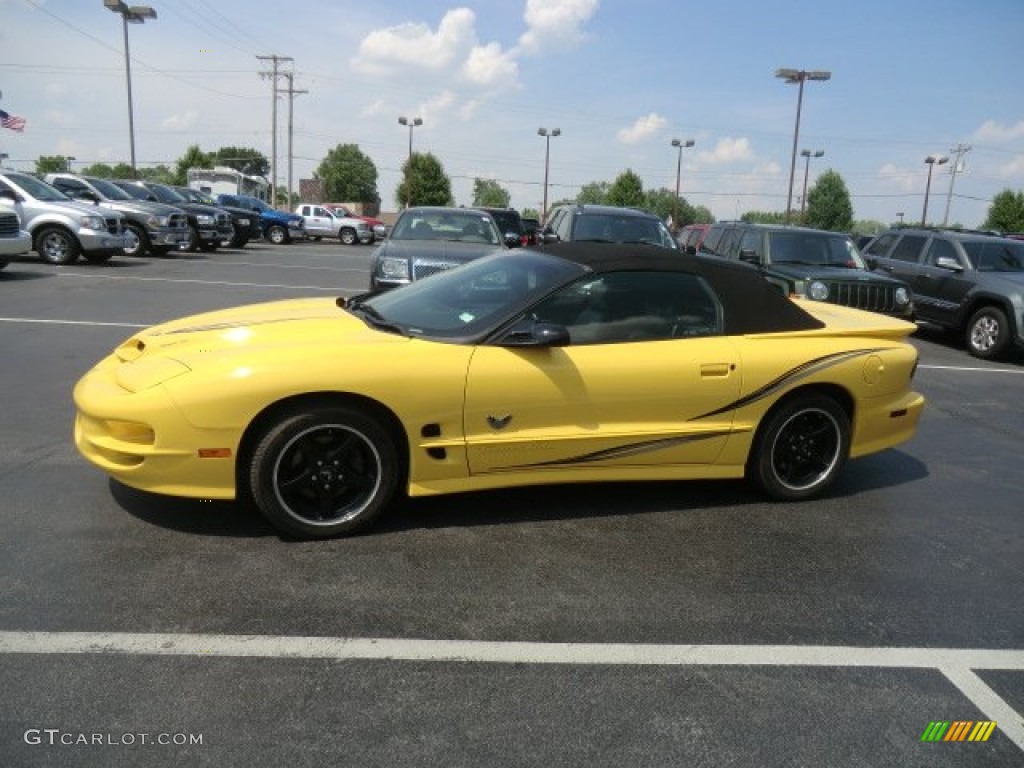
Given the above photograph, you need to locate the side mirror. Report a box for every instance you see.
[498,319,571,348]
[865,256,878,270]
[935,256,963,272]
[539,229,559,244]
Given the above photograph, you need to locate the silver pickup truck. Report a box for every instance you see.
[0,171,128,265]
[295,204,373,245]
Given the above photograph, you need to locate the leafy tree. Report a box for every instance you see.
[395,152,452,208]
[576,181,609,205]
[852,219,887,236]
[212,146,268,177]
[137,165,174,183]
[80,163,116,178]
[644,187,695,228]
[472,178,510,208]
[174,144,213,186]
[35,155,74,175]
[315,144,380,204]
[742,210,787,224]
[983,189,1024,233]
[272,184,297,208]
[522,207,540,220]
[804,169,854,231]
[692,205,715,224]
[605,169,645,208]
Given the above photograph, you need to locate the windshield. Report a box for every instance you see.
[4,172,72,202]
[769,232,867,269]
[181,188,216,205]
[87,177,135,201]
[572,214,678,250]
[149,184,186,203]
[115,183,151,201]
[389,210,501,245]
[359,250,586,339]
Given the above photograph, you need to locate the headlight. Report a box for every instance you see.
[808,280,830,301]
[895,287,910,306]
[196,214,214,225]
[147,215,170,227]
[379,257,410,280]
[79,215,105,230]
[237,218,249,225]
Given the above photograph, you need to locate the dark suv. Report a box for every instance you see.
[537,204,678,250]
[478,207,527,247]
[700,222,913,319]
[862,227,1024,359]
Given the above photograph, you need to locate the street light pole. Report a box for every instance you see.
[538,127,560,223]
[104,1,157,177]
[921,154,949,226]
[799,149,824,220]
[66,156,76,172]
[398,116,422,208]
[776,68,830,224]
[671,138,695,232]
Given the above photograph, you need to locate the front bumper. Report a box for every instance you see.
[78,227,130,254]
[150,226,190,248]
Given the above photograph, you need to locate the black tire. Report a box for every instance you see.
[965,306,1011,360]
[199,240,219,252]
[249,406,400,538]
[82,251,114,264]
[183,224,200,252]
[34,226,81,265]
[312,236,322,242]
[229,230,247,248]
[266,225,288,245]
[339,227,358,245]
[123,223,150,257]
[747,394,850,501]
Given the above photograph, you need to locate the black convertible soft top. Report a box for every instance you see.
[537,241,825,335]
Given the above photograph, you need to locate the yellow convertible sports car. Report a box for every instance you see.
[74,242,925,538]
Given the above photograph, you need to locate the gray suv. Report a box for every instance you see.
[45,173,188,257]
[0,171,128,265]
[863,227,1024,359]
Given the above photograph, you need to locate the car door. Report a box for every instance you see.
[462,270,741,475]
[301,206,333,238]
[914,236,974,324]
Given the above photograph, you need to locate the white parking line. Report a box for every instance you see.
[919,364,1024,374]
[55,272,346,292]
[0,317,147,328]
[1,632,1021,749]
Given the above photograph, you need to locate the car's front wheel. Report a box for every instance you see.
[249,406,400,538]
[123,223,150,257]
[747,393,849,501]
[266,225,288,245]
[966,306,1010,360]
[34,226,81,265]
[339,227,358,245]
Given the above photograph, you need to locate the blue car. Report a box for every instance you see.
[216,194,305,244]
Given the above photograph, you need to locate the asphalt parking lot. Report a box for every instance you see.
[1,241,1022,767]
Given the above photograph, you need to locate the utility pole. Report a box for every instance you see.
[282,72,308,208]
[257,54,293,205]
[942,143,971,227]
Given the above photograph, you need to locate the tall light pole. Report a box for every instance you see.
[942,143,971,226]
[66,155,76,172]
[398,116,422,208]
[776,68,830,223]
[921,154,949,226]
[104,1,157,177]
[671,138,695,232]
[799,149,824,220]
[538,127,560,222]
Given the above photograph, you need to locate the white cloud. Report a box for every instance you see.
[973,120,1024,143]
[518,0,599,54]
[998,155,1024,177]
[359,99,387,118]
[461,42,519,87]
[160,111,199,131]
[617,113,666,144]
[878,162,920,193]
[351,8,477,76]
[699,137,754,165]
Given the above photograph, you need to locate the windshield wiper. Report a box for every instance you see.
[345,300,408,337]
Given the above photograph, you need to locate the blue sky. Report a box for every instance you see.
[1,0,1022,227]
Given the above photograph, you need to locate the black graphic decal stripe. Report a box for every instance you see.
[501,431,734,470]
[693,348,884,420]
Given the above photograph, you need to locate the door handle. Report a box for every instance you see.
[700,363,734,378]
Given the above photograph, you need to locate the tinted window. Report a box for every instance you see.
[701,226,727,254]
[864,233,898,257]
[976,240,1024,272]
[924,237,961,267]
[890,235,927,263]
[552,209,572,241]
[739,230,762,260]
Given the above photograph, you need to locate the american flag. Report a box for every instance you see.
[1,108,26,133]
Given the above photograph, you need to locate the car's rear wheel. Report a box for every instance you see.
[34,226,80,265]
[249,406,400,538]
[965,306,1010,360]
[339,227,357,245]
[747,394,849,501]
[266,225,288,245]
[184,224,200,252]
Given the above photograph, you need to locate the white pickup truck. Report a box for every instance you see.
[295,204,373,245]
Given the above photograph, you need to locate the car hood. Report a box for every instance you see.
[109,298,410,392]
[377,239,502,263]
[31,199,124,219]
[769,263,905,285]
[97,199,184,217]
